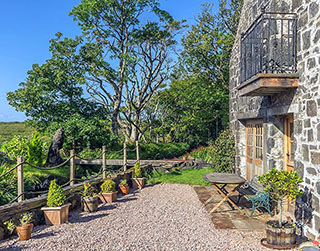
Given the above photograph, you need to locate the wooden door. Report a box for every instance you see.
[285,115,294,172]
[284,115,295,212]
[246,121,264,180]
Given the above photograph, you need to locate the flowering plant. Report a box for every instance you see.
[80,183,97,199]
[4,212,33,233]
[312,235,320,247]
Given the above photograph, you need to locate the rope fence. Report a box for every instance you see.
[0,141,141,205]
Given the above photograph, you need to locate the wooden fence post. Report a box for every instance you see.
[136,141,140,162]
[17,156,24,202]
[70,150,75,186]
[123,142,127,172]
[102,146,106,179]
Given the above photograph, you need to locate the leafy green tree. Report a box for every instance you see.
[0,136,30,159]
[7,35,105,132]
[70,0,184,140]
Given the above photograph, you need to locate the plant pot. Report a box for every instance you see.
[120,185,129,195]
[132,178,145,190]
[99,192,117,203]
[16,224,33,241]
[266,221,296,246]
[82,197,99,212]
[41,203,71,225]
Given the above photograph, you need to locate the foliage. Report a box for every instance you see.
[45,114,116,151]
[100,179,116,193]
[258,169,303,227]
[19,212,33,226]
[80,183,97,199]
[132,162,142,178]
[3,212,33,234]
[146,167,214,186]
[120,180,128,186]
[0,136,30,160]
[27,130,44,166]
[205,129,235,173]
[140,142,190,160]
[46,180,66,207]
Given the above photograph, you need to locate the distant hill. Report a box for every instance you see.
[0,122,35,144]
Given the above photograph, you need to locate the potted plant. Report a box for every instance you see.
[4,212,33,241]
[41,179,71,225]
[99,179,117,203]
[119,179,129,195]
[131,162,145,189]
[258,169,302,247]
[80,183,99,213]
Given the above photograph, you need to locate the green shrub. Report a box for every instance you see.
[132,162,142,178]
[27,130,44,166]
[207,129,235,173]
[0,136,30,159]
[140,142,190,159]
[100,179,116,193]
[120,179,127,186]
[47,180,66,207]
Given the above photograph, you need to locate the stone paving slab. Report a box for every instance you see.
[194,185,270,232]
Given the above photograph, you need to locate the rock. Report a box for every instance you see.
[45,128,65,166]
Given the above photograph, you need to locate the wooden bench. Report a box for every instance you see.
[236,175,272,217]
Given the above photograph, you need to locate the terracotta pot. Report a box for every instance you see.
[132,178,145,190]
[266,221,296,246]
[41,203,71,225]
[16,224,33,241]
[82,197,99,212]
[99,192,117,203]
[120,185,129,195]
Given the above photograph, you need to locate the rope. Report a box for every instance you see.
[0,163,21,179]
[8,193,24,204]
[24,156,74,170]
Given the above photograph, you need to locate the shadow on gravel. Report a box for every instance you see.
[116,197,137,203]
[71,213,109,223]
[0,241,23,251]
[32,231,56,240]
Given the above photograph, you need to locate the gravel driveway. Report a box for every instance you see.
[0,184,270,251]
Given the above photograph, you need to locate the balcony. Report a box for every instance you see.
[238,11,298,96]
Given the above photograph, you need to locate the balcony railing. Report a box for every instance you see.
[240,11,297,84]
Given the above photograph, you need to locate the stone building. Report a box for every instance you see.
[229,0,320,237]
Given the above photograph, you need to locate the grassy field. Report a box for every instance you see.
[0,122,34,144]
[147,167,214,186]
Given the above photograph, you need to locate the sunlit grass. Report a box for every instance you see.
[146,167,214,186]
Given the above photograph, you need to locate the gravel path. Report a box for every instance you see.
[0,184,271,251]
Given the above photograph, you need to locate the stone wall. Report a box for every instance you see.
[230,0,320,237]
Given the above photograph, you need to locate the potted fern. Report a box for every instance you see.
[4,212,33,241]
[258,169,302,247]
[99,179,117,203]
[119,179,129,195]
[131,162,145,189]
[41,180,71,225]
[81,183,99,213]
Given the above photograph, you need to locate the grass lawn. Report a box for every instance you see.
[147,167,214,186]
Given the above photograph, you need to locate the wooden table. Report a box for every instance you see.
[203,173,246,214]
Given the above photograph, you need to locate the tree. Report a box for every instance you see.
[7,34,105,132]
[70,0,184,140]
[179,1,243,89]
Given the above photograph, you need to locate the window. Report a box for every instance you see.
[246,121,263,165]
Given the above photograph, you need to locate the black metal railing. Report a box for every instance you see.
[240,11,297,83]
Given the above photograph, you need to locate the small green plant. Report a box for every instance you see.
[100,179,116,193]
[19,212,32,226]
[4,219,15,233]
[46,180,66,207]
[27,130,44,167]
[258,169,302,227]
[120,180,128,186]
[132,162,142,178]
[4,212,33,233]
[80,183,97,199]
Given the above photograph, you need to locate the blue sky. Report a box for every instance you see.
[0,0,215,122]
